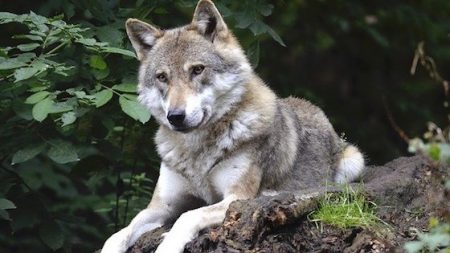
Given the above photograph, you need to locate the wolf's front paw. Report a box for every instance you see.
[154,238,186,253]
[154,229,193,253]
[101,228,129,253]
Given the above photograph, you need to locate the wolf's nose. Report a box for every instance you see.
[167,110,186,127]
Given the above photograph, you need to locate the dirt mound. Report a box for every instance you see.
[127,155,449,253]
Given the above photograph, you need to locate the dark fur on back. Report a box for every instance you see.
[259,98,344,191]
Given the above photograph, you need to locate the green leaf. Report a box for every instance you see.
[47,139,79,164]
[267,26,286,47]
[14,61,49,82]
[249,20,267,35]
[92,67,110,80]
[28,11,48,27]
[61,112,76,127]
[89,55,107,70]
[119,95,150,124]
[75,90,88,98]
[29,85,49,92]
[12,34,43,41]
[257,4,274,16]
[75,38,97,46]
[17,43,40,52]
[94,89,113,107]
[96,26,124,47]
[112,83,137,93]
[0,209,10,220]
[0,58,28,70]
[215,3,232,17]
[101,46,136,58]
[25,91,50,104]
[49,102,73,114]
[0,198,16,210]
[234,13,253,29]
[30,30,46,37]
[39,221,64,251]
[11,144,46,164]
[0,12,17,20]
[32,97,53,121]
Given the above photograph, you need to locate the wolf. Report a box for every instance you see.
[101,0,365,252]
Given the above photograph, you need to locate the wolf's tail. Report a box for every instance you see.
[334,144,365,184]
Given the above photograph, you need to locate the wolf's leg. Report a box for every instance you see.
[101,164,195,253]
[334,144,365,183]
[154,194,238,253]
[154,164,261,253]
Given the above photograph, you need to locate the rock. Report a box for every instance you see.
[123,155,448,253]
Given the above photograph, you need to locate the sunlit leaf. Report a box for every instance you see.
[32,97,52,121]
[17,43,40,52]
[119,95,150,124]
[12,34,43,41]
[94,89,113,107]
[14,60,49,82]
[0,198,16,210]
[61,111,76,127]
[112,83,137,93]
[49,102,73,114]
[101,46,136,58]
[0,58,28,70]
[25,91,50,104]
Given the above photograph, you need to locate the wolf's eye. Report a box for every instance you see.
[192,65,205,76]
[156,73,167,82]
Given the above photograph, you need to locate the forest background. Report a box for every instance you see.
[0,0,448,252]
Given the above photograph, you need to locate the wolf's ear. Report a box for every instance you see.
[125,19,163,60]
[192,0,227,41]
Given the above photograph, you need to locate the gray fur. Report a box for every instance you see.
[258,98,345,191]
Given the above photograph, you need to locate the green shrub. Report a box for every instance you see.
[0,1,283,251]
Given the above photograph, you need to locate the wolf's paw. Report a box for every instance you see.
[154,237,187,253]
[101,228,129,253]
[154,227,194,253]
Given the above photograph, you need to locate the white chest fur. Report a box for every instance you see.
[155,125,252,204]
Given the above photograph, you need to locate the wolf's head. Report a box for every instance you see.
[126,0,252,132]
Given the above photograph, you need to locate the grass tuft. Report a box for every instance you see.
[310,185,381,229]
